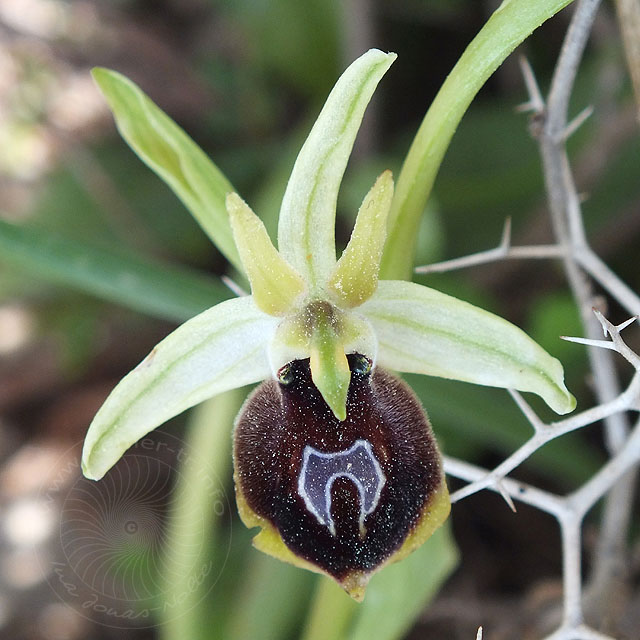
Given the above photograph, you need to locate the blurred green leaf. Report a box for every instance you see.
[34,143,217,263]
[224,0,340,98]
[348,524,458,640]
[225,553,315,640]
[300,577,358,640]
[300,525,457,640]
[381,0,576,280]
[584,136,640,233]
[159,389,244,640]
[0,219,229,322]
[44,299,102,374]
[408,375,602,486]
[92,68,243,273]
[434,104,542,257]
[0,269,45,303]
[528,292,586,373]
[203,525,255,639]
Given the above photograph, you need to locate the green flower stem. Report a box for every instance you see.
[380,0,575,281]
[300,576,359,640]
[159,388,245,640]
[0,219,229,322]
[348,525,458,640]
[224,555,315,640]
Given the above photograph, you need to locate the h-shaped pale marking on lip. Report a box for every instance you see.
[297,439,386,537]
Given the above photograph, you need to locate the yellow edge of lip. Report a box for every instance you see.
[234,468,451,601]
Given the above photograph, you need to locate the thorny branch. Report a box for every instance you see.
[445,314,640,640]
[447,316,640,503]
[419,1,640,637]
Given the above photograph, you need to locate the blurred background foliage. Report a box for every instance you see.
[0,0,638,639]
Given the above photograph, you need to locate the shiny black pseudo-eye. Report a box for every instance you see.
[233,353,450,600]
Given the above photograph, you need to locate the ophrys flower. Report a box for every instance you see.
[82,49,575,600]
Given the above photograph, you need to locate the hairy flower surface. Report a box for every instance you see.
[234,354,449,599]
[82,49,575,599]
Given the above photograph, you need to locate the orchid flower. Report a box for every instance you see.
[82,49,575,600]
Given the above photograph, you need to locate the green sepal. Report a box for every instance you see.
[361,280,576,414]
[277,49,396,291]
[82,296,277,480]
[92,67,243,273]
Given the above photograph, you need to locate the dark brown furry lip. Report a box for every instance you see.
[233,354,448,591]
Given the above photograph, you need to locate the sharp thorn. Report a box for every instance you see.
[500,217,512,251]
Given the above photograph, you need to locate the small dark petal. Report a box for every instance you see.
[233,354,450,600]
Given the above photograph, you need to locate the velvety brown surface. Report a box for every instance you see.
[233,355,444,580]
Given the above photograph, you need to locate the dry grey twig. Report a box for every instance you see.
[421,1,640,637]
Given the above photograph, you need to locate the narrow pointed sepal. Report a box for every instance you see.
[328,171,394,308]
[277,49,396,290]
[361,280,576,414]
[233,356,450,600]
[82,296,277,480]
[226,193,305,316]
[91,68,242,273]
